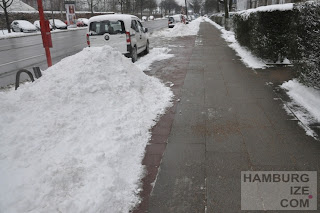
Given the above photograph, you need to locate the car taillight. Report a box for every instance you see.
[126,32,131,44]
[86,33,90,46]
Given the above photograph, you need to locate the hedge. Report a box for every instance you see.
[232,2,320,89]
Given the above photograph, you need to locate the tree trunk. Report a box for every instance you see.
[91,0,94,14]
[224,0,229,18]
[4,7,11,33]
[229,0,232,11]
[140,0,143,18]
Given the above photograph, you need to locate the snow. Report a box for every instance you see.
[89,14,137,31]
[12,20,37,31]
[135,48,174,71]
[238,3,294,20]
[151,18,204,38]
[0,29,38,38]
[205,18,267,69]
[0,0,36,12]
[281,79,320,138]
[0,46,173,212]
[49,19,67,28]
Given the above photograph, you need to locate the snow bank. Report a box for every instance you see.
[205,18,267,69]
[281,79,320,137]
[135,47,174,71]
[151,18,204,38]
[0,46,173,212]
[238,3,294,20]
[0,29,39,39]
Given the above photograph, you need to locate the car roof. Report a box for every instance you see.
[88,14,139,31]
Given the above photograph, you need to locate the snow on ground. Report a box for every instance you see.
[0,46,173,212]
[281,79,320,138]
[205,18,267,69]
[151,18,204,38]
[136,47,174,71]
[238,3,294,20]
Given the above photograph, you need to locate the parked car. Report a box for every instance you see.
[87,14,149,63]
[148,16,154,21]
[49,19,67,29]
[142,16,147,21]
[77,18,89,27]
[34,20,53,31]
[168,14,182,28]
[11,20,37,33]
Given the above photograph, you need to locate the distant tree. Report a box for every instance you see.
[0,0,14,33]
[136,0,146,17]
[160,0,179,15]
[87,0,101,14]
[147,0,157,15]
[204,0,219,13]
[192,0,200,14]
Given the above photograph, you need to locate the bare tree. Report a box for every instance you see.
[87,0,101,14]
[192,0,201,14]
[1,0,14,33]
[147,0,157,15]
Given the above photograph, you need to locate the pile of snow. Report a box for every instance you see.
[238,3,294,20]
[136,48,174,71]
[281,79,320,137]
[0,29,38,39]
[151,18,204,38]
[205,18,267,69]
[0,46,173,212]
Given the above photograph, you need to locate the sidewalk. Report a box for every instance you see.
[147,22,320,212]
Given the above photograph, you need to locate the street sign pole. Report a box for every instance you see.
[37,0,52,67]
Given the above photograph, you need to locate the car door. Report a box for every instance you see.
[88,20,127,53]
[136,20,147,54]
[131,20,142,51]
[12,22,19,32]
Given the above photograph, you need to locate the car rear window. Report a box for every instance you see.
[89,20,125,35]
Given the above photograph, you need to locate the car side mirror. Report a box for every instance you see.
[144,28,148,33]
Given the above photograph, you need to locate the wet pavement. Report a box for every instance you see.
[138,22,320,212]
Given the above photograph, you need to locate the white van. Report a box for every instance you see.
[87,14,149,62]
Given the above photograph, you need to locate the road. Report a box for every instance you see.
[0,19,167,88]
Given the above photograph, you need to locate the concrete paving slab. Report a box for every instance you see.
[147,21,320,212]
[148,143,206,213]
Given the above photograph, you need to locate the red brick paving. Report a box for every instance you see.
[132,36,196,213]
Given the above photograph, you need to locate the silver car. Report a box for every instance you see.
[11,20,37,33]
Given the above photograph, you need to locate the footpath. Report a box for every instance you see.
[146,22,320,212]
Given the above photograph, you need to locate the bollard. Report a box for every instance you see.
[15,69,35,90]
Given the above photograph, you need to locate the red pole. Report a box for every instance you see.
[38,0,52,67]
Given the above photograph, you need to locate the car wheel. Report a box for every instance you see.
[144,41,149,55]
[131,46,137,63]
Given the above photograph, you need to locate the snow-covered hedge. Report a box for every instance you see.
[292,2,320,89]
[233,4,295,63]
[233,2,320,89]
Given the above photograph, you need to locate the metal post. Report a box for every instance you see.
[38,0,52,67]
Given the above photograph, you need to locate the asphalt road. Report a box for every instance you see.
[0,19,167,88]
